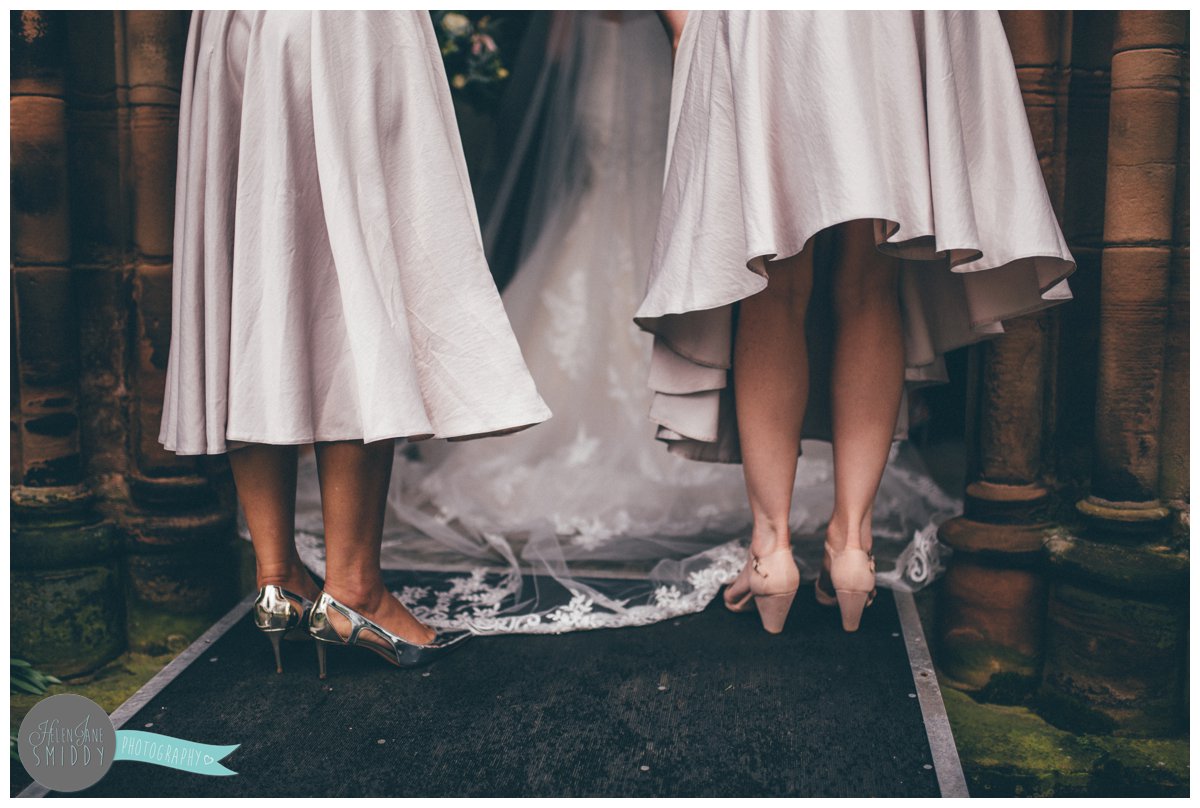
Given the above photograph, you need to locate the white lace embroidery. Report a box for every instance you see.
[875,522,947,591]
[563,426,601,467]
[539,264,589,382]
[393,541,747,634]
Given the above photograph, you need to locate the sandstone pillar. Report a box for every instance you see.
[11,10,124,675]
[117,12,238,636]
[934,11,1067,698]
[1039,11,1189,737]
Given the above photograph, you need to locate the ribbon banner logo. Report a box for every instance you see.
[113,730,238,776]
[19,694,239,792]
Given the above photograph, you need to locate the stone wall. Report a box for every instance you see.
[936,10,1189,740]
[11,11,237,676]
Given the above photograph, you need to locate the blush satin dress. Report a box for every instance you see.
[160,11,550,456]
[635,11,1075,462]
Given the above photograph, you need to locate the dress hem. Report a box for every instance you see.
[160,405,553,456]
[636,213,1075,328]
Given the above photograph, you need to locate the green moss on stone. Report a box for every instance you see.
[977,671,1040,706]
[944,687,1096,796]
[11,519,116,569]
[937,640,1039,694]
[1036,684,1120,736]
[124,598,214,655]
[11,562,125,676]
[1051,581,1183,650]
[944,687,1189,797]
[1091,734,1192,796]
[1044,532,1189,598]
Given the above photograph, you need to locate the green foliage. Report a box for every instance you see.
[11,659,62,761]
[10,658,61,697]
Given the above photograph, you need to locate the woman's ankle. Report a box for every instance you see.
[321,578,388,615]
[826,515,869,553]
[256,559,317,594]
[749,519,791,557]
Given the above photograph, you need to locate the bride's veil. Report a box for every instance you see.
[286,11,962,633]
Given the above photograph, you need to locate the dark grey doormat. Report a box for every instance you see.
[29,579,954,797]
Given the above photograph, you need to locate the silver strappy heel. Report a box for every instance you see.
[253,585,316,674]
[307,591,471,679]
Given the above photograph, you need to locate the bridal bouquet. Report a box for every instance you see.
[431,12,512,111]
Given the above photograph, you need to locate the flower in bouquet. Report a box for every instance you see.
[431,11,515,112]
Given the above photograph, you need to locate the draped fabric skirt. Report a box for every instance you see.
[635,11,1075,462]
[160,11,550,455]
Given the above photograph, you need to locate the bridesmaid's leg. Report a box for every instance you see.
[827,219,905,554]
[229,443,321,602]
[315,439,436,644]
[735,248,815,557]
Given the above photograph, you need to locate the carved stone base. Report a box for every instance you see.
[1038,532,1188,736]
[11,518,125,676]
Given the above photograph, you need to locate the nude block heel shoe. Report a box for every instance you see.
[822,543,877,632]
[749,547,800,634]
[723,550,755,613]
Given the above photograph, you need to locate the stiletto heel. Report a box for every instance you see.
[819,542,877,633]
[253,585,316,674]
[315,640,328,680]
[307,591,471,676]
[266,630,285,674]
[747,547,800,634]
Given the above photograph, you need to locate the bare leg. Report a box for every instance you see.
[315,439,435,644]
[826,219,905,555]
[735,248,815,558]
[228,444,321,604]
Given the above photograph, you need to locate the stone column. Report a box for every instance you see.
[1158,51,1189,544]
[1039,11,1189,737]
[1157,51,1189,723]
[934,11,1067,699]
[1053,11,1114,509]
[118,11,239,642]
[10,10,124,675]
[68,12,133,484]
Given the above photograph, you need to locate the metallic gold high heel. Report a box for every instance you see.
[307,591,472,679]
[253,585,316,674]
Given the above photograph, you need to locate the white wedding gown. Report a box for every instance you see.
[287,11,962,633]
